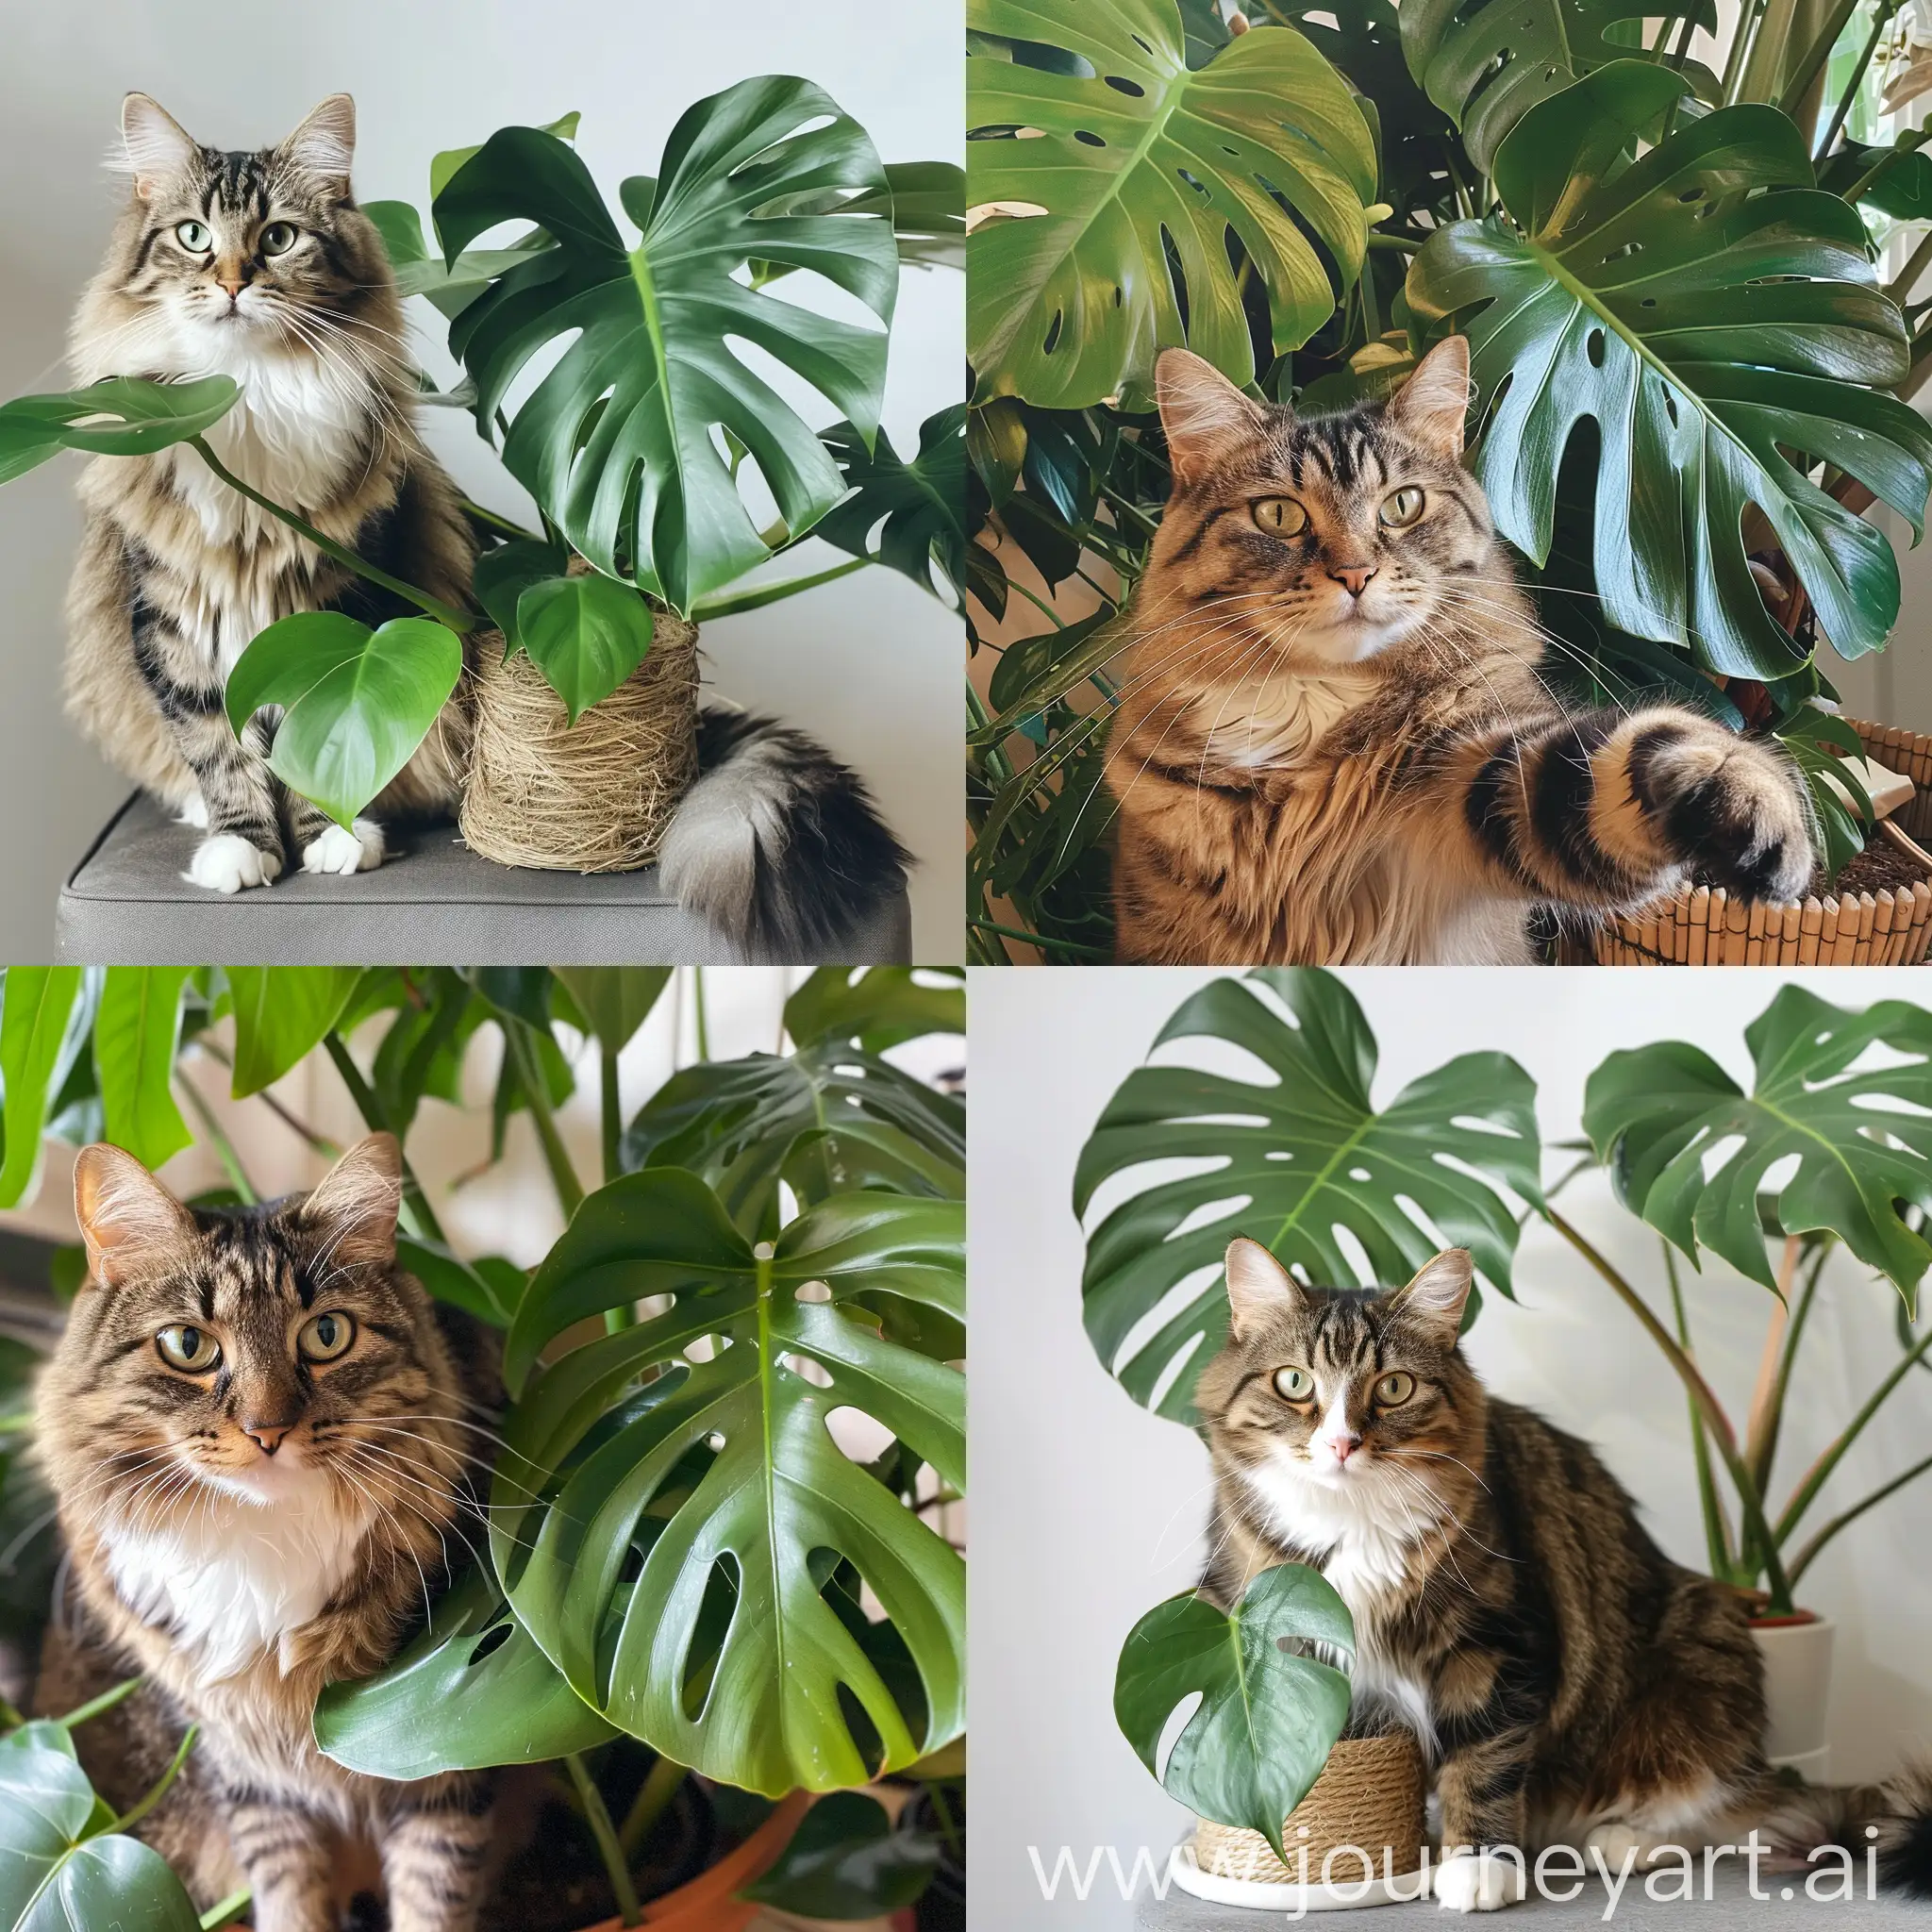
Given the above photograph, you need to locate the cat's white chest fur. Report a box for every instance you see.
[1201,672,1365,770]
[105,1477,372,1685]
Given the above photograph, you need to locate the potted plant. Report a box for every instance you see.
[966,0,1932,962]
[1075,968,1932,1786]
[0,963,966,1928]
[0,89,965,868]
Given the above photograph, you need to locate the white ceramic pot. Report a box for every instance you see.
[1753,1615,1835,1779]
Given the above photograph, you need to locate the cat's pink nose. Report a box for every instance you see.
[1327,1432,1361,1464]
[242,1419,294,1456]
[216,273,246,300]
[1329,564,1377,598]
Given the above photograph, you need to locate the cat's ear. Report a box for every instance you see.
[1156,348,1268,487]
[120,94,199,200]
[282,94,357,186]
[1224,1237,1303,1339]
[300,1133,401,1269]
[1385,335,1472,460]
[73,1144,196,1289]
[1391,1248,1473,1344]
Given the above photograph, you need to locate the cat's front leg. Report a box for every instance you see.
[285,792,387,877]
[1433,1730,1531,1913]
[221,1795,337,1932]
[180,711,287,893]
[379,1777,494,1932]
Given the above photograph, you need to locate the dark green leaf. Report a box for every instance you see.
[551,969,674,1053]
[783,969,965,1052]
[473,539,567,652]
[226,613,463,829]
[1821,141,1932,221]
[738,1792,939,1917]
[515,573,654,722]
[817,407,968,606]
[396,1237,518,1327]
[0,377,239,486]
[362,198,427,269]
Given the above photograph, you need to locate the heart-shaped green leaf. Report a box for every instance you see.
[1583,984,1932,1310]
[738,1792,941,1917]
[0,377,238,485]
[967,1,1376,407]
[515,574,654,723]
[1075,969,1540,1423]
[225,611,463,829]
[1114,1563,1353,1861]
[551,968,674,1053]
[491,1171,963,1796]
[817,407,969,607]
[472,540,567,655]
[434,82,898,613]
[1407,63,1932,680]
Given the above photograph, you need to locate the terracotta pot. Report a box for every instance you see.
[575,1791,811,1932]
[1753,1611,1835,1781]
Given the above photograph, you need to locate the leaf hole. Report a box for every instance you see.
[466,1622,513,1666]
[1587,328,1607,368]
[1678,186,1705,204]
[795,1280,833,1304]
[1074,130,1107,148]
[1105,75,1146,97]
[1043,308,1064,356]
[681,1553,741,1720]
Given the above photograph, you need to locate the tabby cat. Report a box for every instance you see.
[1195,1239,1932,1911]
[66,92,907,952]
[1104,337,1816,964]
[34,1136,500,1932]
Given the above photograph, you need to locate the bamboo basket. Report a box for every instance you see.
[1581,720,1932,967]
[1190,1732,1426,1888]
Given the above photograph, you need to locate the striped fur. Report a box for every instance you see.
[1106,339,1814,964]
[33,1138,500,1931]
[65,94,474,893]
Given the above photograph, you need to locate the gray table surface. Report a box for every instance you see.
[55,793,913,965]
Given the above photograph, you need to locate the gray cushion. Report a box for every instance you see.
[57,794,912,965]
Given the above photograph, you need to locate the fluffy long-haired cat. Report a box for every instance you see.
[33,1136,502,1932]
[1195,1239,1932,1912]
[66,92,908,953]
[1103,338,1816,964]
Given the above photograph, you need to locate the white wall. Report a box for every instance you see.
[0,0,961,959]
[971,966,1932,1930]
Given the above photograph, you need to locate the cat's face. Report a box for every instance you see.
[1196,1241,1477,1518]
[106,92,381,364]
[1144,337,1497,670]
[46,1136,456,1521]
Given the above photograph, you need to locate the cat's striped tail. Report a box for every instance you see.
[1758,1764,1932,1896]
[658,708,910,959]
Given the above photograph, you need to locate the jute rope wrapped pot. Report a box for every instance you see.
[1585,720,1932,967]
[1191,1732,1425,1889]
[459,606,700,874]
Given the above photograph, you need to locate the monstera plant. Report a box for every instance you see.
[0,964,965,1928]
[0,82,965,833]
[967,0,1932,960]
[1079,969,1932,1860]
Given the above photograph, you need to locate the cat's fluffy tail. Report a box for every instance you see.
[658,708,910,958]
[1758,1763,1932,1896]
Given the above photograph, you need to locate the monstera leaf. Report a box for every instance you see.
[1400,0,1718,171]
[433,80,899,613]
[0,376,238,485]
[491,1171,964,1796]
[1075,970,1540,1423]
[818,406,969,606]
[1113,1563,1353,1860]
[967,0,1376,406]
[1407,63,1932,681]
[783,966,965,1054]
[1584,984,1932,1310]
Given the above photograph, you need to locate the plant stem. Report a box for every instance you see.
[924,1778,965,1863]
[1887,225,1932,303]
[1664,1241,1735,1576]
[463,497,539,541]
[199,1892,252,1931]
[1755,1238,1831,1492]
[174,1077,258,1204]
[320,1033,448,1243]
[1777,0,1868,122]
[967,916,1109,959]
[691,557,867,621]
[1816,1,1898,159]
[111,1723,198,1837]
[1743,1238,1801,1485]
[598,1044,635,1333]
[691,968,710,1063]
[59,1676,142,1731]
[189,437,475,631]
[565,1753,641,1928]
[504,1025,584,1221]
[1787,1449,1932,1582]
[192,1043,341,1158]
[616,1753,688,1858]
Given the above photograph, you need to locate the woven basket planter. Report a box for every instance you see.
[459,609,700,874]
[1190,1732,1426,1890]
[1582,719,1932,967]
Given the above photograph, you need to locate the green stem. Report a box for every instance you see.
[616,1754,688,1859]
[319,1033,447,1243]
[1542,1208,1795,1609]
[1777,0,1867,120]
[1816,2,1897,159]
[1725,0,1773,100]
[999,574,1074,631]
[1664,1241,1736,1577]
[598,1044,635,1333]
[174,1077,258,1203]
[691,968,710,1063]
[966,916,1110,959]
[1787,1449,1932,1583]
[504,1025,584,1221]
[189,437,475,631]
[192,1043,341,1158]
[463,497,539,541]
[565,1753,641,1927]
[199,1892,252,1931]
[691,558,867,621]
[111,1723,198,1837]
[923,1779,965,1864]
[1753,1238,1830,1493]
[59,1676,142,1731]
[0,1695,23,1732]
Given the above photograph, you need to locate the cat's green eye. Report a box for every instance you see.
[1379,487,1425,528]
[174,221,212,253]
[260,221,299,257]
[1253,497,1309,538]
[1274,1366,1315,1402]
[1374,1371,1416,1407]
[298,1310,355,1362]
[157,1324,221,1373]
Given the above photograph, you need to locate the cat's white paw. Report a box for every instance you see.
[1433,1853,1525,1912]
[301,819,385,876]
[185,833,281,894]
[175,791,209,830]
